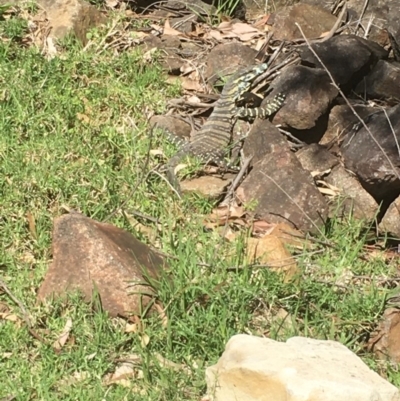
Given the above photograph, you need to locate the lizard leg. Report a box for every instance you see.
[235,93,285,119]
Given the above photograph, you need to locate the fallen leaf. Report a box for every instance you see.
[163,19,182,36]
[26,211,37,239]
[180,76,204,91]
[103,362,137,387]
[53,317,73,351]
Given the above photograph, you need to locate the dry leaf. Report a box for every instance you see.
[103,362,137,387]
[180,76,204,91]
[140,333,150,348]
[26,211,37,239]
[143,48,158,63]
[53,317,73,351]
[163,19,182,36]
[0,312,19,322]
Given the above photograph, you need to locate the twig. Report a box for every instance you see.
[316,3,347,43]
[152,169,182,198]
[355,0,370,35]
[0,277,45,342]
[221,155,253,205]
[295,22,400,181]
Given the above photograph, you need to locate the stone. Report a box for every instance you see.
[39,0,105,44]
[205,43,258,85]
[180,175,234,198]
[271,3,337,41]
[37,213,165,318]
[341,103,400,202]
[270,65,338,131]
[238,143,328,234]
[325,165,379,220]
[320,103,378,146]
[299,34,388,90]
[206,334,400,401]
[296,143,338,173]
[369,308,400,363]
[242,119,290,165]
[356,60,400,101]
[379,196,400,239]
[150,115,191,141]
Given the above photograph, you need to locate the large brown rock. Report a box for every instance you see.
[269,65,338,131]
[239,122,328,233]
[271,3,337,41]
[341,103,400,202]
[299,34,388,90]
[37,213,165,317]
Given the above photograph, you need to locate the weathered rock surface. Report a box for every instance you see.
[239,121,328,233]
[150,115,191,141]
[341,103,400,202]
[299,35,388,90]
[181,175,234,198]
[206,334,400,401]
[356,60,400,101]
[320,103,378,146]
[242,119,290,165]
[271,3,337,41]
[325,165,379,220]
[369,307,400,363]
[303,0,400,46]
[296,143,338,173]
[205,43,258,85]
[38,213,165,318]
[270,65,338,131]
[379,196,400,239]
[39,0,105,43]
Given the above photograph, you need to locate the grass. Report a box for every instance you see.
[1,7,400,401]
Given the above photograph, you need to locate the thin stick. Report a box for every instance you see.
[221,155,253,205]
[295,22,400,181]
[0,278,45,342]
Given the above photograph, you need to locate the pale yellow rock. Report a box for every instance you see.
[206,335,400,401]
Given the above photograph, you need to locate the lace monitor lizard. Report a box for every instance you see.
[164,63,285,193]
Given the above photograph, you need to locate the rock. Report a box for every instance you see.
[37,213,165,318]
[206,334,400,401]
[325,165,379,220]
[39,0,105,44]
[320,103,378,146]
[269,65,338,131]
[369,308,400,363]
[271,3,337,41]
[299,35,388,90]
[170,14,197,34]
[243,0,298,19]
[242,119,290,165]
[296,143,338,173]
[379,196,400,239]
[341,103,400,202]
[246,235,299,280]
[150,115,191,141]
[356,60,400,101]
[238,142,328,234]
[180,175,234,198]
[303,0,400,47]
[205,43,258,85]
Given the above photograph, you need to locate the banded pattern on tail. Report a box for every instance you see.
[165,63,285,192]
